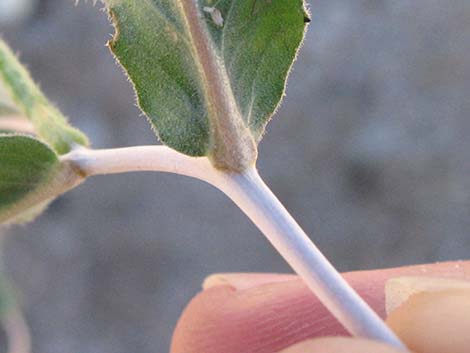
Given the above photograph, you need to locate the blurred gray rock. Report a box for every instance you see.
[1,0,469,352]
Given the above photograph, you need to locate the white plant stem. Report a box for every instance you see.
[63,145,406,349]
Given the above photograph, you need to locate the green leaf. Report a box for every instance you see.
[0,134,84,225]
[0,134,58,224]
[104,0,309,170]
[0,39,89,154]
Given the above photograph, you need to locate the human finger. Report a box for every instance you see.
[170,261,470,353]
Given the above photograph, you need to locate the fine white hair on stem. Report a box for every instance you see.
[63,145,406,349]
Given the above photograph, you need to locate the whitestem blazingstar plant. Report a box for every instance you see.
[0,1,406,350]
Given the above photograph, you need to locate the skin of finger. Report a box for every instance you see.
[170,261,470,353]
[387,289,470,353]
[278,337,407,353]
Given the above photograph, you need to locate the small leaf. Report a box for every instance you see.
[0,39,89,154]
[104,0,308,170]
[0,134,84,224]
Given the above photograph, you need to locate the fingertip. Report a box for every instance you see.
[171,261,470,353]
[171,285,236,353]
[170,280,347,353]
[279,337,407,353]
[387,288,470,353]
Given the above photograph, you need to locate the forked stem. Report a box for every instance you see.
[63,146,406,349]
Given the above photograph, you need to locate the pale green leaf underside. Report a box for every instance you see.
[0,39,89,154]
[0,83,18,116]
[106,0,308,157]
[1,87,29,133]
[0,104,18,116]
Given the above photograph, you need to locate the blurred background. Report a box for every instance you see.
[0,0,469,352]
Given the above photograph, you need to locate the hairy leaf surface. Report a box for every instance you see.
[0,39,89,154]
[104,0,308,169]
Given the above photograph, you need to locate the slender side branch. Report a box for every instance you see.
[63,146,405,349]
[63,145,215,181]
[3,310,32,353]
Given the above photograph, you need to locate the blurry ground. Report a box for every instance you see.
[1,0,469,352]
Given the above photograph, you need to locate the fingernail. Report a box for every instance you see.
[386,288,470,353]
[202,273,297,290]
[385,276,470,315]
